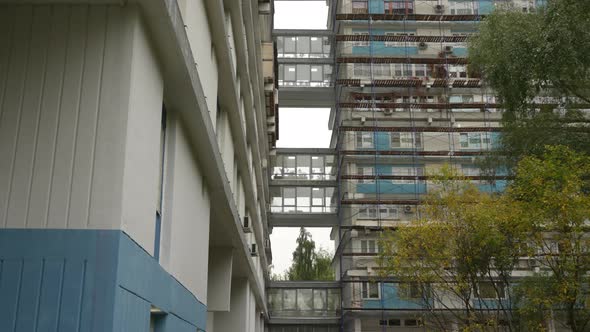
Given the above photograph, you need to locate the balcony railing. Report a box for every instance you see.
[268,282,341,318]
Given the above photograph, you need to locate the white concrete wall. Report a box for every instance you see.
[120,8,164,255]
[160,115,211,303]
[179,0,219,127]
[0,5,146,232]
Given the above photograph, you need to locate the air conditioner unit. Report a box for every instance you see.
[435,4,445,14]
[418,41,428,50]
[361,116,366,124]
[384,108,393,115]
[250,243,259,256]
[403,205,413,214]
[444,45,453,53]
[265,238,271,248]
[242,216,252,233]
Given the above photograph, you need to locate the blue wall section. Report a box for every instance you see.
[356,164,427,194]
[0,229,206,332]
[363,283,428,309]
[479,0,494,14]
[351,29,418,56]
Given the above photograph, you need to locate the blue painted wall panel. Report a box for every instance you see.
[363,283,428,309]
[453,47,468,56]
[479,0,494,14]
[357,181,427,194]
[0,259,23,330]
[14,260,44,332]
[0,229,206,332]
[36,259,65,331]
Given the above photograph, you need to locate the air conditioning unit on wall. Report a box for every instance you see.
[418,41,428,50]
[435,4,445,14]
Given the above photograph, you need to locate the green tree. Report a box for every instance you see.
[286,227,334,281]
[378,166,526,331]
[378,147,590,331]
[509,146,590,331]
[468,0,590,168]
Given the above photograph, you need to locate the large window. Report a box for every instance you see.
[392,166,424,184]
[360,239,379,253]
[459,132,491,149]
[384,32,415,47]
[352,32,369,47]
[391,132,422,149]
[362,282,381,299]
[476,282,506,299]
[355,132,375,148]
[358,205,400,219]
[352,0,369,13]
[357,165,375,184]
[384,0,414,14]
[450,0,478,14]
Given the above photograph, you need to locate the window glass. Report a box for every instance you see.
[352,1,368,13]
[283,289,297,309]
[297,289,313,311]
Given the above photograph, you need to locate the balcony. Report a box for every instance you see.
[270,148,338,227]
[268,281,341,322]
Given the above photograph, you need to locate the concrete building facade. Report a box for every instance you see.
[0,0,275,331]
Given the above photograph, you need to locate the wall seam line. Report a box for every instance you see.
[25,6,52,228]
[85,6,109,228]
[45,5,72,228]
[65,5,90,229]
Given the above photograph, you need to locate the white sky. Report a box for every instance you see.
[270,3,332,277]
[271,108,334,276]
[274,1,329,30]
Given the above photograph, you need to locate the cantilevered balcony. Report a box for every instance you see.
[270,148,338,227]
[274,30,336,107]
[268,281,341,324]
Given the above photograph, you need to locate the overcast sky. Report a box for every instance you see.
[270,2,332,277]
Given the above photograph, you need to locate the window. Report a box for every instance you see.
[388,319,402,326]
[360,239,378,253]
[461,166,480,177]
[359,205,399,219]
[384,0,414,14]
[379,205,399,219]
[449,65,467,78]
[357,165,374,184]
[414,64,427,77]
[355,132,374,148]
[450,0,478,14]
[476,282,506,299]
[362,282,380,299]
[459,132,491,149]
[352,32,369,47]
[392,166,424,184]
[385,32,415,47]
[352,0,368,13]
[372,64,392,78]
[391,132,422,149]
[400,283,422,299]
[358,205,377,219]
[393,63,413,77]
[405,319,421,326]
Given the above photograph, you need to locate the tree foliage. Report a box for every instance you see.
[378,166,526,331]
[468,0,590,168]
[286,227,335,281]
[509,146,590,331]
[379,147,590,331]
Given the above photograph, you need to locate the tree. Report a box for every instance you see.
[378,166,526,331]
[378,147,590,331]
[468,0,590,169]
[509,146,590,331]
[286,227,335,281]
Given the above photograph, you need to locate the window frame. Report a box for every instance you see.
[361,282,381,299]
